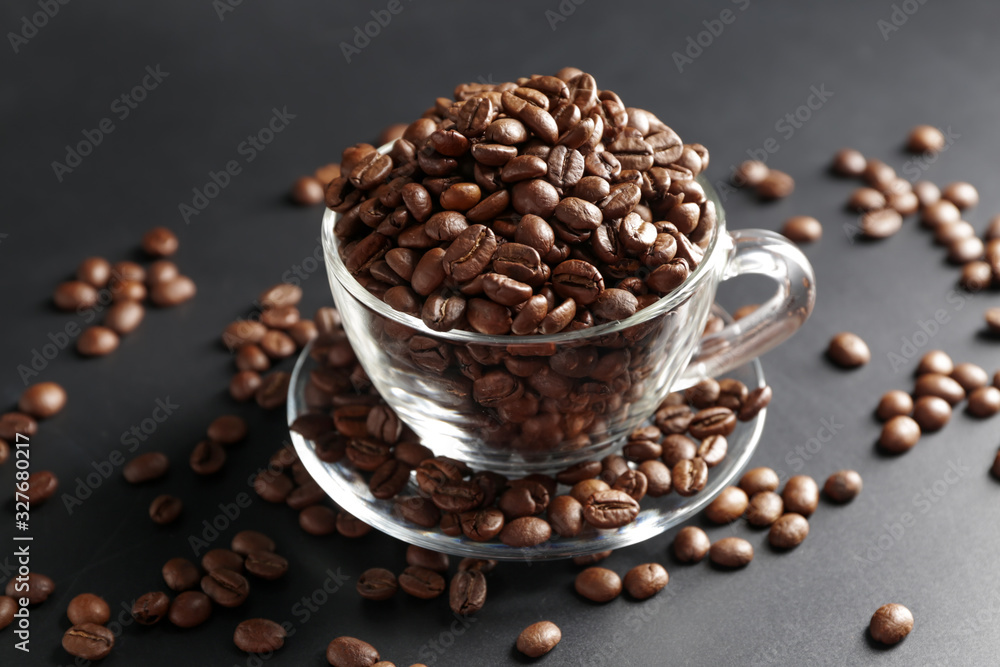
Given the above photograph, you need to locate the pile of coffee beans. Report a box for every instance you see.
[730,160,795,199]
[876,350,1000,455]
[51,226,194,357]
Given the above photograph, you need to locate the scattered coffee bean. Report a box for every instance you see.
[914,373,965,405]
[357,568,398,601]
[847,187,886,212]
[168,591,212,628]
[968,386,1000,418]
[54,280,99,311]
[150,276,197,307]
[823,470,863,503]
[869,603,913,645]
[623,563,668,600]
[986,308,1000,333]
[499,516,552,547]
[62,623,114,660]
[18,382,67,418]
[733,160,769,187]
[67,593,111,625]
[141,226,179,257]
[831,148,866,176]
[827,332,870,367]
[941,181,979,209]
[782,216,822,243]
[25,470,58,505]
[756,169,794,199]
[104,300,145,334]
[131,591,170,625]
[449,569,487,615]
[123,452,169,483]
[326,636,380,667]
[575,566,622,603]
[704,486,749,524]
[745,491,784,527]
[781,475,819,516]
[202,548,244,573]
[769,513,810,549]
[162,557,200,592]
[739,466,780,496]
[921,200,960,228]
[299,505,338,536]
[200,567,249,608]
[673,526,710,563]
[291,176,326,206]
[912,395,951,432]
[235,618,287,654]
[398,566,445,599]
[191,440,227,475]
[77,257,112,287]
[244,551,288,580]
[406,545,450,572]
[916,350,953,376]
[709,537,754,568]
[879,415,921,453]
[149,494,182,525]
[516,620,562,658]
[951,362,988,393]
[877,390,913,420]
[906,125,944,153]
[77,326,120,356]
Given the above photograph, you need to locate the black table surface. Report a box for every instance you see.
[4,1,1000,665]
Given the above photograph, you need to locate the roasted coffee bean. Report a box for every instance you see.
[67,593,111,626]
[552,259,604,305]
[338,512,371,538]
[395,496,441,528]
[131,591,170,625]
[123,452,169,484]
[77,326,119,356]
[499,482,549,519]
[782,475,819,516]
[673,526,711,563]
[0,596,15,630]
[968,386,1000,417]
[244,551,288,580]
[231,530,276,556]
[696,434,728,467]
[782,216,822,243]
[906,125,945,153]
[54,280,99,311]
[298,505,337,536]
[661,434,697,467]
[685,378,720,409]
[459,508,505,542]
[517,620,562,658]
[201,567,249,608]
[149,494,182,525]
[709,537,754,568]
[191,440,227,475]
[951,362,989,393]
[76,257,112,287]
[877,390,913,421]
[234,618,286,654]
[733,159,769,186]
[623,427,663,462]
[19,382,67,418]
[168,591,212,628]
[827,332,870,367]
[104,300,145,334]
[63,623,114,660]
[870,603,914,645]
[499,516,552,547]
[568,479,609,505]
[287,480,325,510]
[769,513,810,549]
[256,370,291,410]
[368,459,411,500]
[745,491,784,527]
[948,236,985,264]
[555,461,602,486]
[583,489,640,528]
[823,470,863,503]
[912,396,951,431]
[109,279,149,301]
[705,486,749,524]
[141,226,179,257]
[202,548,244,573]
[0,412,37,441]
[163,558,200,592]
[879,415,921,453]
[637,460,672,497]
[942,181,979,209]
[572,566,621,605]
[960,261,993,291]
[398,566,445,599]
[917,350,953,375]
[546,494,585,537]
[624,563,668,600]
[207,415,248,444]
[738,385,772,421]
[914,373,965,405]
[847,187,886,212]
[688,407,736,439]
[230,371,262,402]
[357,568,397,601]
[442,224,497,282]
[449,569,487,615]
[150,275,197,307]
[922,199,961,228]
[326,636,381,667]
[756,170,794,199]
[612,470,648,502]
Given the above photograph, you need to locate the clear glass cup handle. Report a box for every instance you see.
[679,229,816,386]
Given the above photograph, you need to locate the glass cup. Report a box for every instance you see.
[323,161,814,476]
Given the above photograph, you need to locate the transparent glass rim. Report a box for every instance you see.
[323,148,728,345]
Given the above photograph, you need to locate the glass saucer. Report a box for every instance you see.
[287,306,766,561]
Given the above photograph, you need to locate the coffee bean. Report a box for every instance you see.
[449,569,487,615]
[547,494,585,537]
[639,460,672,497]
[110,278,148,303]
[738,385,772,421]
[709,537,753,568]
[583,489,640,528]
[914,373,966,405]
[499,516,552,547]
[149,494,182,525]
[921,199,961,229]
[877,390,913,420]
[869,603,913,645]
[63,623,114,660]
[202,548,244,573]
[917,350,953,375]
[18,382,67,418]
[259,284,302,309]
[54,280,99,310]
[672,457,708,497]
[823,470,863,503]
[78,326,119,356]
[458,558,497,574]
[131,591,169,625]
[987,308,1000,334]
[337,511,373,538]
[912,395,951,431]
[123,452,169,483]
[235,618,287,654]
[942,181,978,209]
[256,371,291,409]
[205,415,247,445]
[191,440,227,475]
[756,170,794,199]
[67,593,111,626]
[516,621,561,658]
[229,530,275,556]
[298,505,337,535]
[0,412,37,441]
[880,415,921,453]
[405,545,450,573]
[230,371,263,402]
[661,433,697,466]
[705,486,748,524]
[696,434,728,467]
[141,226,179,256]
[688,406,736,439]
[781,216,822,243]
[827,332,870,367]
[398,566,445,599]
[356,568,397,601]
[951,362,989,393]
[831,148,866,176]
[552,259,604,305]
[968,386,1000,418]
[150,275,196,307]
[906,125,944,153]
[326,636,380,667]
[732,160,769,186]
[769,513,810,549]
[960,261,993,291]
[103,300,145,335]
[781,475,819,516]
[575,566,622,602]
[162,557,200,592]
[948,236,985,264]
[201,567,249,608]
[395,496,441,528]
[168,591,212,628]
[499,482,549,519]
[623,563,668,600]
[76,257,112,287]
[745,491,783,527]
[245,551,288,580]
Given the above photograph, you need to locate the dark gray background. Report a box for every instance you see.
[3,0,1000,665]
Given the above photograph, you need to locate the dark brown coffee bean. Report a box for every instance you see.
[499,516,552,547]
[76,257,112,287]
[543,494,582,538]
[260,330,296,360]
[296,505,336,536]
[395,495,441,528]
[230,371,262,402]
[756,170,794,199]
[879,415,922,453]
[517,621,562,658]
[827,332,870,367]
[914,373,966,405]
[149,275,197,307]
[733,159,769,186]
[860,208,903,239]
[917,350,953,375]
[823,470,863,503]
[326,636,380,667]
[432,480,485,513]
[709,537,754,568]
[912,396,950,431]
[449,569,487,615]
[968,386,1000,417]
[705,486,749,524]
[769,512,810,549]
[0,596,14,629]
[18,381,67,418]
[877,390,913,421]
[206,415,247,445]
[422,290,467,332]
[77,326,119,356]
[672,457,708,497]
[63,623,114,660]
[191,440,227,475]
[738,385,772,421]
[583,489,640,528]
[131,591,169,625]
[782,215,823,243]
[234,618,286,654]
[688,407,736,439]
[942,181,979,209]
[611,469,648,502]
[54,280,99,311]
[633,461,669,498]
[162,558,200,592]
[745,490,784,527]
[696,434,728,467]
[623,563,668,600]
[551,259,604,305]
[952,362,989,393]
[660,434,696,467]
[847,187,886,212]
[356,568,397,601]
[104,300,145,335]
[870,603,914,645]
[673,526,710,563]
[442,224,497,283]
[398,566,445,599]
[149,494,182,525]
[498,482,549,519]
[141,226,179,257]
[254,370,289,410]
[231,530,275,556]
[245,551,288,580]
[623,427,663,462]
[66,593,110,626]
[781,475,819,516]
[123,452,169,484]
[168,591,212,628]
[200,567,249,608]
[455,508,502,542]
[202,548,244,574]
[575,566,622,603]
